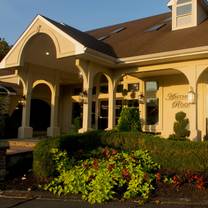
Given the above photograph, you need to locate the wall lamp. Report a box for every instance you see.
[187,87,195,104]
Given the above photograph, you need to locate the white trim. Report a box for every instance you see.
[39,16,85,54]
[117,46,208,65]
[0,15,40,68]
[0,15,86,69]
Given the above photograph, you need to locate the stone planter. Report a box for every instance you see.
[0,141,9,181]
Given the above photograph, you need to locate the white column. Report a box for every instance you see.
[79,79,93,133]
[107,85,116,130]
[18,79,33,139]
[47,83,60,137]
[189,84,199,141]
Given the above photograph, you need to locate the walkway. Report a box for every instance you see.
[0,194,208,208]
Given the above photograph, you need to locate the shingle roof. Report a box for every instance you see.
[88,12,208,58]
[42,16,117,57]
[43,12,208,59]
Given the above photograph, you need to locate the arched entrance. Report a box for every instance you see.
[197,68,208,139]
[92,73,110,130]
[31,83,51,136]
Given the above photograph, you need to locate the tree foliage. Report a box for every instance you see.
[0,38,10,61]
[117,107,141,132]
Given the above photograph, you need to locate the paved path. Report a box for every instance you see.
[0,196,208,208]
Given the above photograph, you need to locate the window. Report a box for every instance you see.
[145,81,158,92]
[128,83,139,92]
[117,84,123,93]
[176,0,192,16]
[100,85,108,94]
[177,0,191,4]
[176,4,192,16]
[146,98,159,125]
[145,81,159,125]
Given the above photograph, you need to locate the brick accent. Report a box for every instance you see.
[0,144,9,181]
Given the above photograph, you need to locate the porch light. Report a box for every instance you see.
[45,51,50,56]
[18,95,26,107]
[79,90,88,104]
[187,87,195,104]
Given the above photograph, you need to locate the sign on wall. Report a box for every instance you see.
[166,93,190,108]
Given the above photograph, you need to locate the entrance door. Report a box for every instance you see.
[98,100,108,130]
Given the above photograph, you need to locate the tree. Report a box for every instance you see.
[0,38,10,61]
[117,107,141,132]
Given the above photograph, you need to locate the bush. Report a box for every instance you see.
[33,131,103,179]
[43,147,159,204]
[34,130,208,179]
[117,107,141,132]
[170,111,190,140]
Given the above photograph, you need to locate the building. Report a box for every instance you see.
[0,0,208,140]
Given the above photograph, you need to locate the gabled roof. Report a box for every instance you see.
[42,16,117,58]
[45,12,208,59]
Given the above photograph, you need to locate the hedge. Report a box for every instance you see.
[33,130,208,179]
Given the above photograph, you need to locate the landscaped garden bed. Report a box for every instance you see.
[1,130,208,205]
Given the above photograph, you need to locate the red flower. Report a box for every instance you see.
[92,159,99,170]
[107,164,115,172]
[122,168,130,179]
[172,175,181,187]
[155,172,161,182]
[102,148,110,158]
[195,175,205,190]
[111,149,118,155]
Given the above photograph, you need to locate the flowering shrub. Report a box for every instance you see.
[43,148,159,204]
[155,171,207,190]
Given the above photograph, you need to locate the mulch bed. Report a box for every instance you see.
[1,171,208,203]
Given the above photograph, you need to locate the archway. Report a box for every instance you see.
[115,68,190,136]
[31,83,51,136]
[197,68,208,139]
[92,73,110,130]
[114,74,141,126]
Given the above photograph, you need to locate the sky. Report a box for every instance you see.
[0,0,169,44]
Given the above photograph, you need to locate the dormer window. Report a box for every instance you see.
[168,0,208,31]
[176,0,192,16]
[176,0,193,28]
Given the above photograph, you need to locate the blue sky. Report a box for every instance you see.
[0,0,169,44]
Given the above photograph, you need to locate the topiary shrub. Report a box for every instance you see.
[169,111,190,140]
[117,107,141,132]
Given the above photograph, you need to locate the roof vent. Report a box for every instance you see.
[111,27,126,34]
[97,35,110,41]
[145,23,166,32]
[60,22,66,26]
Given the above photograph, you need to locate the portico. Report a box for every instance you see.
[2,0,208,140]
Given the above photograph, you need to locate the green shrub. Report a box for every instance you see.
[43,147,159,204]
[34,130,208,179]
[117,107,141,132]
[33,131,103,179]
[170,111,190,140]
[73,116,81,132]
